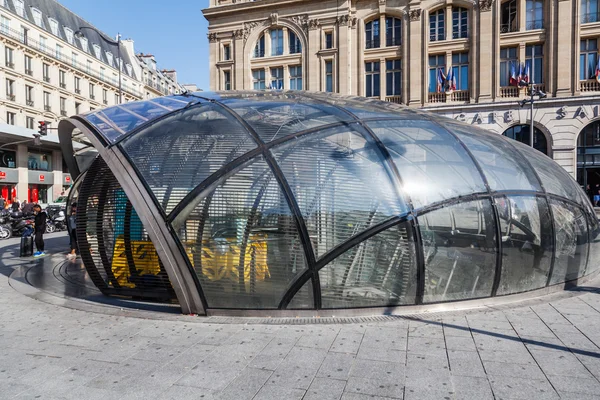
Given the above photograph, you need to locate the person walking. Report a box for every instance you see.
[32,204,47,258]
[21,200,33,216]
[11,198,20,212]
[0,196,4,210]
[595,184,600,207]
[67,203,77,261]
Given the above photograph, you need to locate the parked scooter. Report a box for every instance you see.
[46,208,67,233]
[0,209,11,240]
[8,211,34,237]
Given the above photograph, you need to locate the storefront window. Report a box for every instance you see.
[0,150,16,168]
[28,152,52,171]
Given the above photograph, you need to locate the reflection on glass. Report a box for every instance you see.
[287,280,313,309]
[121,105,257,214]
[367,120,486,209]
[271,126,407,258]
[174,158,308,309]
[549,200,589,284]
[421,200,497,303]
[496,195,553,295]
[587,215,600,276]
[319,222,417,308]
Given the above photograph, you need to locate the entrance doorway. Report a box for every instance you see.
[502,125,549,155]
[577,120,600,205]
[28,184,50,204]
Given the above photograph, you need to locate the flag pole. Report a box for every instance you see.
[530,54,535,148]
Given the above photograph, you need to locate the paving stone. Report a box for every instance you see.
[158,385,217,400]
[356,345,405,363]
[488,376,559,400]
[216,367,272,400]
[268,347,327,390]
[546,374,600,396]
[345,376,404,399]
[530,349,593,377]
[349,358,405,382]
[317,352,355,380]
[405,366,452,391]
[447,350,485,377]
[403,387,455,400]
[451,375,494,398]
[406,352,449,371]
[330,331,364,354]
[341,393,400,400]
[482,360,546,380]
[304,377,346,400]
[361,327,407,351]
[407,336,447,355]
[477,349,536,365]
[252,384,305,400]
[444,335,477,351]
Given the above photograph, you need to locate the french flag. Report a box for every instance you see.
[596,56,600,83]
[523,62,530,84]
[509,62,518,86]
[437,68,445,92]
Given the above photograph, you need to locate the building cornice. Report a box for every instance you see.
[203,0,315,19]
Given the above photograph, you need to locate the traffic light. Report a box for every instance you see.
[38,121,47,136]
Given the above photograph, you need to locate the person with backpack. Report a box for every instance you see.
[32,204,47,258]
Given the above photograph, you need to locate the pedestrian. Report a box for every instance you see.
[22,200,33,216]
[32,204,47,258]
[67,203,77,261]
[595,184,600,207]
[0,196,4,210]
[11,198,20,212]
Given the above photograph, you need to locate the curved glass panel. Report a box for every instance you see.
[287,280,314,309]
[441,121,542,192]
[270,126,407,258]
[319,221,417,308]
[173,158,308,309]
[496,195,553,295]
[420,200,497,303]
[549,200,589,284]
[83,96,192,143]
[367,119,486,209]
[120,104,257,214]
[222,98,352,143]
[587,214,600,276]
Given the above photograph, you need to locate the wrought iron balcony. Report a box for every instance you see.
[386,36,402,47]
[60,110,67,116]
[500,22,518,33]
[44,105,51,111]
[25,69,33,76]
[103,100,108,105]
[60,83,67,89]
[43,76,50,83]
[365,38,380,49]
[26,100,34,106]
[75,89,81,94]
[5,61,14,68]
[581,12,600,24]
[526,19,543,30]
[90,94,95,100]
[452,30,468,39]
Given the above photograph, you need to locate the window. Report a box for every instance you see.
[365,61,381,97]
[75,102,80,114]
[254,35,265,58]
[0,15,8,35]
[43,91,50,110]
[43,63,50,82]
[48,18,58,35]
[4,46,13,68]
[452,7,468,39]
[525,44,543,83]
[270,67,284,89]
[26,116,34,130]
[6,112,15,125]
[115,93,119,104]
[386,59,401,96]
[93,44,101,59]
[87,60,92,74]
[102,89,108,104]
[20,26,28,44]
[451,52,469,90]
[271,29,283,56]
[59,70,66,88]
[100,67,105,81]
[289,31,302,54]
[72,52,78,67]
[500,47,518,86]
[325,60,333,92]
[385,17,402,47]
[526,0,544,29]
[56,44,63,60]
[252,69,266,90]
[223,44,231,61]
[428,54,446,92]
[31,8,42,27]
[580,39,598,80]
[430,9,445,41]
[5,78,14,99]
[325,32,333,49]
[582,0,599,23]
[365,20,380,49]
[24,55,32,75]
[289,65,302,90]
[79,36,89,52]
[223,70,231,90]
[60,97,66,113]
[501,0,518,32]
[39,35,47,52]
[25,85,33,105]
[89,83,95,99]
[74,77,81,94]
[14,0,24,17]
[106,51,114,66]
[64,27,74,44]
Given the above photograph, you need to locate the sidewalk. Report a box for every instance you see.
[1,235,600,399]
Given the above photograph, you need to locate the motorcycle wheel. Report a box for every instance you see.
[46,224,56,234]
[0,226,12,240]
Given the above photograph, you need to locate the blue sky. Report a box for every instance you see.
[58,0,211,90]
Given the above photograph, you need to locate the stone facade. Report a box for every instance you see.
[203,0,600,183]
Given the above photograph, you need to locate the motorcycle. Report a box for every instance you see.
[0,209,11,240]
[46,209,67,233]
[8,212,34,237]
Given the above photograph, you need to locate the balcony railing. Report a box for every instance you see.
[0,24,142,98]
[526,19,544,30]
[26,100,34,106]
[59,83,67,89]
[90,94,95,100]
[25,69,33,76]
[60,110,67,116]
[428,92,446,103]
[450,90,470,102]
[452,30,468,39]
[385,95,402,104]
[103,100,108,105]
[500,86,520,98]
[365,38,380,49]
[500,22,518,33]
[580,80,600,92]
[43,76,50,83]
[386,37,402,47]
[581,12,600,24]
[44,105,51,111]
[531,83,545,93]
[6,94,15,101]
[75,89,81,94]
[428,90,470,103]
[5,61,14,68]
[253,48,265,58]
[289,44,301,54]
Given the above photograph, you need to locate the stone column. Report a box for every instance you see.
[380,14,386,48]
[408,9,423,106]
[357,20,365,95]
[445,5,453,41]
[264,29,272,57]
[308,19,321,91]
[338,17,350,95]
[519,0,527,31]
[402,13,409,104]
[233,30,245,90]
[545,0,556,95]
[555,0,573,97]
[16,144,27,202]
[380,56,386,100]
[52,150,62,202]
[283,27,289,56]
[478,0,494,101]
[208,33,218,91]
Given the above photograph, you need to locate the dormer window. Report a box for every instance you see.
[93,44,101,59]
[105,51,114,66]
[31,7,43,27]
[14,0,24,17]
[64,27,74,44]
[79,36,88,52]
[48,18,59,36]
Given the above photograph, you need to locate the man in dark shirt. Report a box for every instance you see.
[33,204,47,257]
[11,198,20,212]
[21,200,33,216]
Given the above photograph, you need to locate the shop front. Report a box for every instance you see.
[0,168,18,206]
[27,171,54,204]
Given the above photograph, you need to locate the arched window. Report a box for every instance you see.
[289,31,301,54]
[254,34,265,58]
[386,17,401,46]
[503,125,548,155]
[430,9,445,41]
[526,0,544,29]
[271,29,283,56]
[365,19,380,49]
[577,120,600,189]
[452,7,468,39]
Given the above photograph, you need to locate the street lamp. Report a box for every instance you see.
[75,27,122,104]
[518,82,547,149]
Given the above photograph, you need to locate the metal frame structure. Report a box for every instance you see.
[58,91,600,316]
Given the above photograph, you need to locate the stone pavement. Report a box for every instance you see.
[2,235,600,399]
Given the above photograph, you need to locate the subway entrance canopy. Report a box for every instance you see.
[58,91,600,316]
